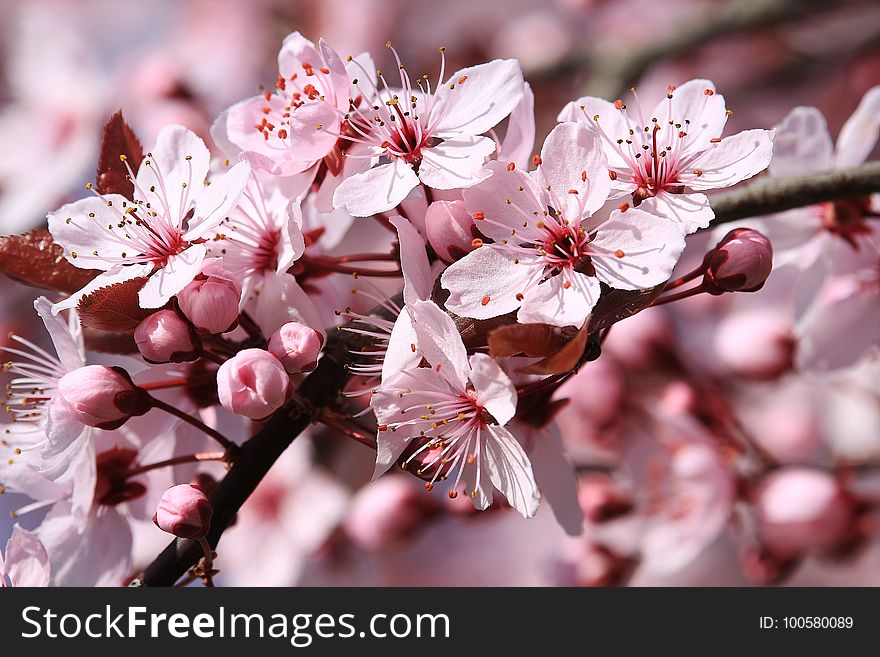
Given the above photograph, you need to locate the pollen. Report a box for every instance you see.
[532,155,542,166]
[615,249,625,258]
[609,171,618,180]
[471,238,483,248]
[614,99,625,110]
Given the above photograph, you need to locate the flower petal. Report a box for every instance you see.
[558,95,631,170]
[52,263,154,314]
[484,424,540,518]
[461,160,545,242]
[682,129,773,190]
[4,525,50,587]
[408,300,470,392]
[441,245,536,319]
[468,353,517,425]
[497,82,535,169]
[333,160,419,217]
[641,191,714,234]
[591,208,686,290]
[836,86,880,168]
[389,215,433,304]
[518,271,600,328]
[250,272,324,337]
[34,296,84,371]
[287,101,343,164]
[769,106,833,177]
[523,423,583,536]
[538,121,611,218]
[381,312,421,384]
[417,135,495,190]
[433,59,524,136]
[47,194,133,270]
[185,160,250,241]
[650,79,728,147]
[138,243,207,309]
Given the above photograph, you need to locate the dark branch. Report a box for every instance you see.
[710,161,880,226]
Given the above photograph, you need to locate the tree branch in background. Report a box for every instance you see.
[710,161,880,226]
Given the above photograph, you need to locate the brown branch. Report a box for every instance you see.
[709,161,880,226]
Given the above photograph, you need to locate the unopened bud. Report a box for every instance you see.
[268,322,324,374]
[57,366,150,430]
[153,484,213,540]
[703,228,773,294]
[217,349,290,420]
[134,310,200,364]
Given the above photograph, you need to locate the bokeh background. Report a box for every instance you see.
[2,0,880,586]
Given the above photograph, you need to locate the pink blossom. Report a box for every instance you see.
[134,309,200,364]
[370,300,539,517]
[153,484,213,540]
[0,525,51,587]
[714,309,793,379]
[442,122,685,328]
[48,125,250,311]
[57,366,150,430]
[268,322,324,374]
[332,46,525,216]
[177,262,242,335]
[560,79,773,233]
[217,348,291,420]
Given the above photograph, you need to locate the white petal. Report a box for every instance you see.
[651,79,728,147]
[641,191,714,234]
[836,86,880,168]
[538,121,611,218]
[433,59,524,136]
[34,296,84,371]
[138,243,207,309]
[380,312,421,384]
[41,399,90,483]
[461,160,546,242]
[185,160,250,241]
[251,272,325,337]
[47,195,132,270]
[417,136,495,190]
[769,106,833,177]
[557,95,630,170]
[683,129,773,190]
[468,353,517,425]
[4,525,51,587]
[389,215,433,304]
[591,209,686,290]
[524,423,583,536]
[441,245,536,319]
[484,424,539,518]
[497,82,535,169]
[518,272,600,328]
[333,160,419,217]
[408,300,470,392]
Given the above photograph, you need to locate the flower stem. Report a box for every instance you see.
[126,451,228,478]
[149,396,239,455]
[650,283,709,307]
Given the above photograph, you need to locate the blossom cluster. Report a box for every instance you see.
[2,29,879,588]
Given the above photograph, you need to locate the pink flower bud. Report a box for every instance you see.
[153,484,212,540]
[268,322,324,374]
[703,228,773,294]
[344,476,441,550]
[714,309,793,379]
[754,468,853,558]
[424,200,477,263]
[216,349,290,420]
[57,366,150,430]
[134,310,200,364]
[177,265,241,335]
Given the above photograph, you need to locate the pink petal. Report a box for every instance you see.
[139,243,208,309]
[557,95,630,170]
[835,86,880,168]
[591,208,686,290]
[468,353,517,425]
[417,135,495,190]
[185,161,250,241]
[277,32,321,80]
[441,245,536,320]
[287,101,343,164]
[433,59,524,136]
[34,296,84,371]
[518,271,600,328]
[769,106,833,177]
[425,199,476,264]
[5,525,50,587]
[408,300,471,392]
[538,121,611,218]
[333,160,419,217]
[641,191,714,234]
[462,160,544,242]
[389,215,433,304]
[251,272,324,338]
[381,312,421,384]
[47,194,133,271]
[523,424,583,536]
[649,79,728,148]
[683,129,773,190]
[484,424,540,519]
[497,82,535,169]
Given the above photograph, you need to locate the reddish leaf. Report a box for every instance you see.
[518,323,594,375]
[82,326,139,354]
[78,277,152,332]
[0,229,100,294]
[96,110,144,197]
[587,284,666,334]
[488,322,577,358]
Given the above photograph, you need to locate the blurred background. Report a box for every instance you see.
[2,0,880,586]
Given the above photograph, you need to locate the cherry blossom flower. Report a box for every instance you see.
[332,45,525,216]
[560,79,773,233]
[370,300,539,517]
[48,125,250,311]
[0,525,51,587]
[207,174,323,336]
[442,122,686,328]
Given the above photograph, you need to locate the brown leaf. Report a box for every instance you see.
[0,229,100,294]
[488,322,577,358]
[518,323,596,375]
[587,284,666,334]
[96,110,144,197]
[78,277,152,331]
